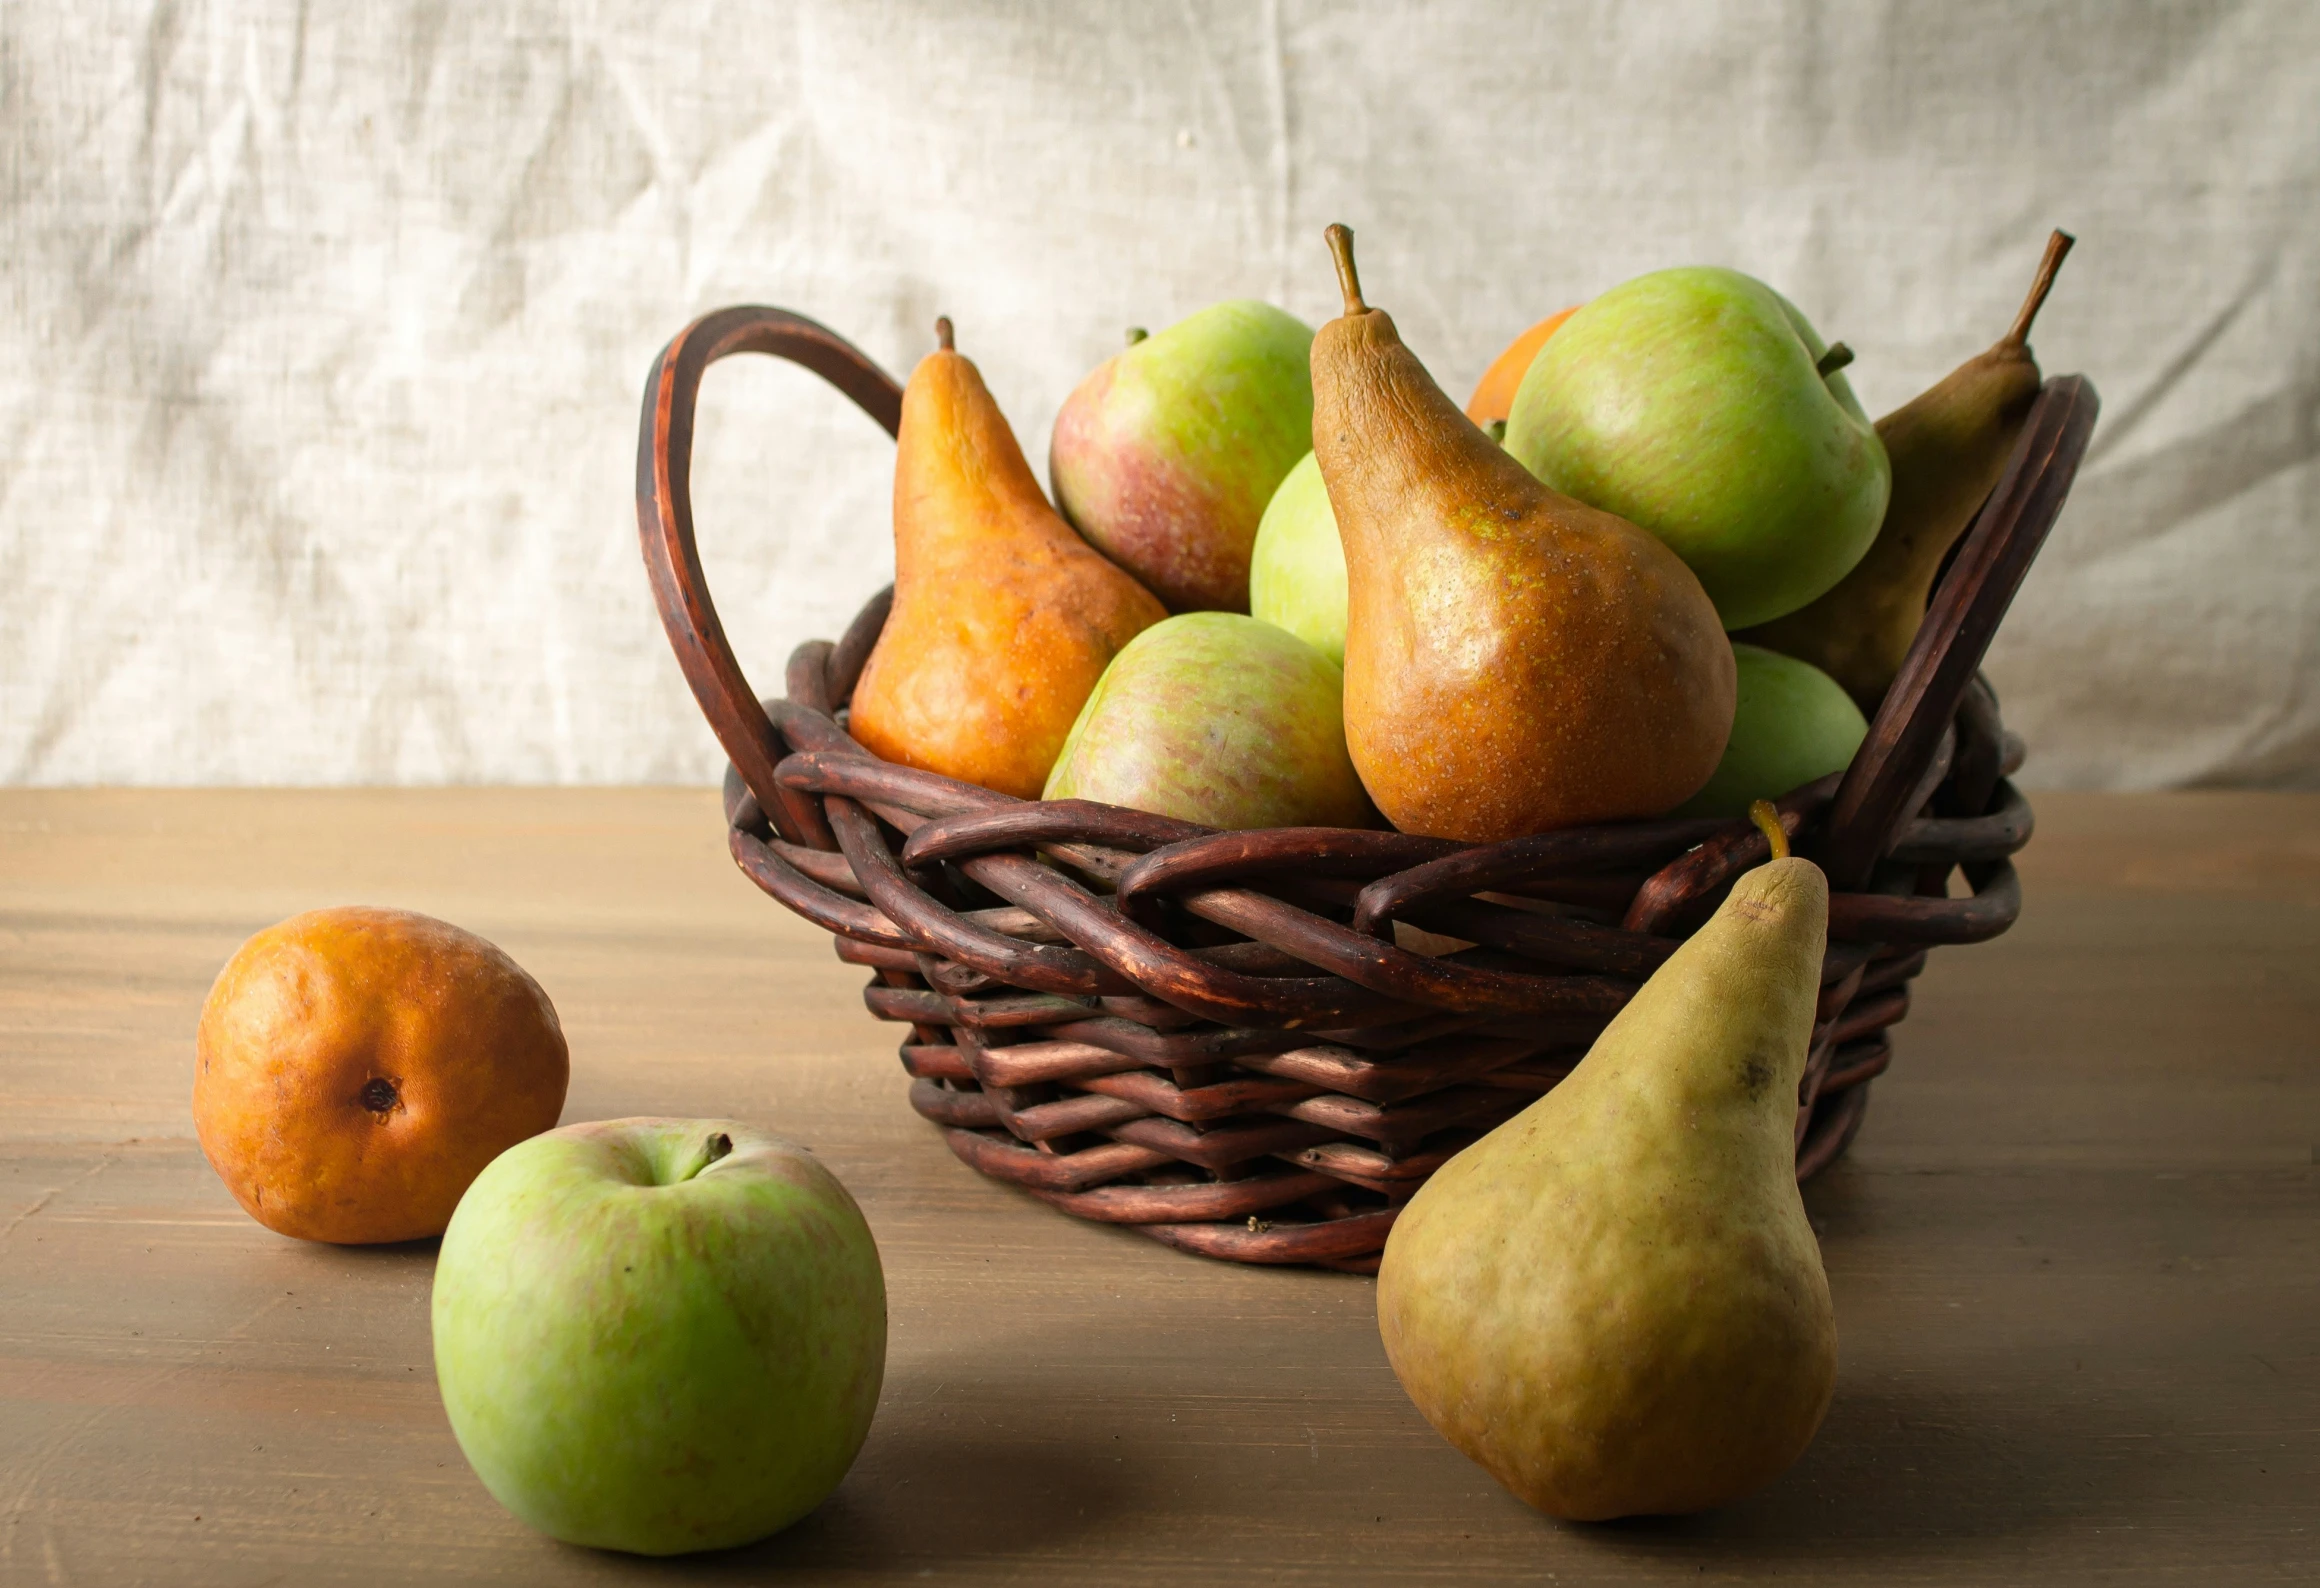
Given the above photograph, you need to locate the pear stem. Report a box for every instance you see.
[1749,800,1791,860]
[935,316,955,352]
[1125,326,1149,346]
[1324,223,1368,317]
[1815,342,1855,379]
[2002,229,2075,349]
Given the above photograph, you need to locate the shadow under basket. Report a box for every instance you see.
[637,305,2099,1273]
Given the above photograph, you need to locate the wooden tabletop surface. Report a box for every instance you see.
[4,787,2317,1584]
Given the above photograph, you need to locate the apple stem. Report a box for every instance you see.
[1125,326,1149,346]
[1484,418,1508,444]
[1749,800,1791,861]
[1324,223,1368,317]
[1815,342,1855,379]
[658,1131,734,1184]
[2003,228,2075,350]
[935,316,955,352]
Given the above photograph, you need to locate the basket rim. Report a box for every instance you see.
[724,657,2029,1033]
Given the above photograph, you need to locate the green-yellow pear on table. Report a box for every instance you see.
[1377,805,1837,1521]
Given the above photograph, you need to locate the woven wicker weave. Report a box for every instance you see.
[638,305,2098,1272]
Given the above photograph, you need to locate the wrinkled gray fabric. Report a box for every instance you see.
[4,0,2314,787]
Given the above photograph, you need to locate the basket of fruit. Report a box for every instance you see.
[637,226,2094,1272]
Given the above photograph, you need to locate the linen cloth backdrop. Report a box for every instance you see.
[4,0,2314,788]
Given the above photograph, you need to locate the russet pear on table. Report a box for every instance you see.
[1377,807,1838,1521]
[1310,224,1734,842]
[849,319,1166,800]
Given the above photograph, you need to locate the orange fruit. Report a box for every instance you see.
[1464,306,1581,426]
[194,907,568,1244]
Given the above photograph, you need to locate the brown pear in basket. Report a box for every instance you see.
[1741,230,2073,711]
[848,319,1167,799]
[1311,225,1735,842]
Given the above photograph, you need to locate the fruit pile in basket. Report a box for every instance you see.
[853,223,2070,844]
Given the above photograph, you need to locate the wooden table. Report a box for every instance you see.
[4,788,2316,1584]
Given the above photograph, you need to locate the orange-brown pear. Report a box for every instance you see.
[850,320,1166,798]
[1312,226,1735,842]
[1740,230,2073,710]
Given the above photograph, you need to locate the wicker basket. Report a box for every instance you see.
[637,305,2098,1272]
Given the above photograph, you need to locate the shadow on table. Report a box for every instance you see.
[1576,1374,2161,1565]
[1568,1167,2189,1565]
[607,1349,1141,1577]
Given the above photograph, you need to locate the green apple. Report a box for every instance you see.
[1247,451,1347,666]
[1677,643,1868,817]
[1049,301,1315,613]
[1504,267,1889,630]
[432,1118,885,1556]
[1044,611,1377,830]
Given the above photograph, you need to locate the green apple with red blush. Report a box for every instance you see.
[1049,301,1316,613]
[1043,612,1377,830]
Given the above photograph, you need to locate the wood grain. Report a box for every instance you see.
[3,788,2316,1583]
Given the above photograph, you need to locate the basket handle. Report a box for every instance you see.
[636,306,903,811]
[1815,374,2100,890]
